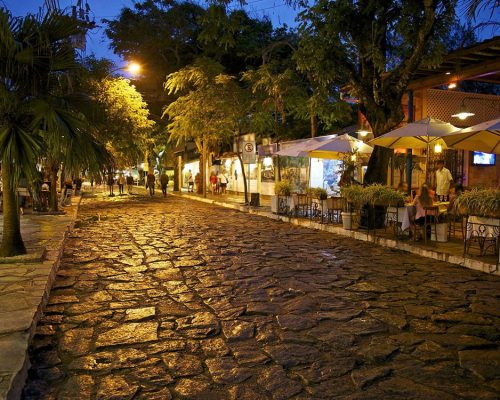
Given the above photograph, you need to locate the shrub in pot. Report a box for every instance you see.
[453,188,500,218]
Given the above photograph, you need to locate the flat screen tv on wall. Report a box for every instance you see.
[472,151,496,166]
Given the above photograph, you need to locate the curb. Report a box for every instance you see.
[1,197,82,400]
[173,192,499,276]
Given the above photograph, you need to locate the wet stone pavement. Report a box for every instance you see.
[22,194,500,399]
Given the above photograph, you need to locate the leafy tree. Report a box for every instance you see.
[295,0,457,184]
[104,0,205,96]
[164,57,251,198]
[0,9,92,256]
[87,76,155,169]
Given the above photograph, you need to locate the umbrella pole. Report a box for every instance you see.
[425,142,430,184]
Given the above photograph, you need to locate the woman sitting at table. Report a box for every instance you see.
[412,184,435,238]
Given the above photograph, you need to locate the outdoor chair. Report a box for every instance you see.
[463,216,500,257]
[294,193,311,218]
[326,197,345,224]
[411,206,438,244]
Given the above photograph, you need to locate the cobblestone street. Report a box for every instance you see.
[22,194,500,399]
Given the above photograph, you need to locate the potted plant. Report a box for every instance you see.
[340,185,364,229]
[453,188,500,218]
[312,187,328,201]
[272,179,293,214]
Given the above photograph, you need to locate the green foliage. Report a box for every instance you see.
[340,185,365,209]
[164,57,249,152]
[87,75,155,168]
[363,184,405,207]
[453,188,500,218]
[275,179,293,196]
[311,187,328,200]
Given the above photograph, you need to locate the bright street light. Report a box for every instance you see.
[127,62,141,75]
[105,62,142,78]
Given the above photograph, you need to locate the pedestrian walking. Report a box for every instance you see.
[107,173,115,196]
[147,171,155,196]
[218,171,228,194]
[187,170,194,192]
[209,172,217,195]
[118,173,126,195]
[160,172,169,197]
[126,174,134,194]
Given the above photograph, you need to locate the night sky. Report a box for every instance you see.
[0,0,299,65]
[1,0,497,66]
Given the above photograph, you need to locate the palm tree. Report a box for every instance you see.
[0,9,88,256]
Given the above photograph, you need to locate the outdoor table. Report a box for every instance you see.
[399,202,449,233]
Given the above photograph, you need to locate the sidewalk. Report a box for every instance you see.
[0,197,80,400]
[175,191,499,276]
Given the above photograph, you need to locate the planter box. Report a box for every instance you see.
[342,212,358,230]
[431,223,449,242]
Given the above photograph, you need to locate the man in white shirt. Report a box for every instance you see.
[435,160,453,201]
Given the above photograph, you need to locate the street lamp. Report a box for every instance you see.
[106,61,142,78]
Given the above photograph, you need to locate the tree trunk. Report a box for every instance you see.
[237,152,249,204]
[49,164,59,212]
[363,145,393,185]
[201,139,207,198]
[310,113,317,138]
[0,162,26,256]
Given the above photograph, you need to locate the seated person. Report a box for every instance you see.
[412,184,435,237]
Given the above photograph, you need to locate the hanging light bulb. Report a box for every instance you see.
[434,143,443,153]
[350,154,357,162]
[452,101,475,120]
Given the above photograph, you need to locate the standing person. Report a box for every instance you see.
[117,173,126,195]
[209,172,217,195]
[160,172,169,197]
[74,176,83,196]
[41,181,50,211]
[147,170,156,196]
[218,171,228,194]
[126,174,134,194]
[187,170,194,192]
[107,173,115,197]
[435,160,453,202]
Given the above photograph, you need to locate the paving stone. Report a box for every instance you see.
[21,195,500,400]
[173,377,211,397]
[221,320,255,341]
[205,357,253,384]
[258,365,303,400]
[351,366,392,389]
[96,375,138,400]
[124,307,156,321]
[58,375,94,400]
[161,353,203,377]
[95,322,158,347]
[459,349,500,380]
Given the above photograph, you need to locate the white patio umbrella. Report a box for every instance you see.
[307,133,373,159]
[275,135,335,157]
[443,117,500,154]
[369,117,460,179]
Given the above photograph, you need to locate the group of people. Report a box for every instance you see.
[185,170,229,195]
[146,171,170,197]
